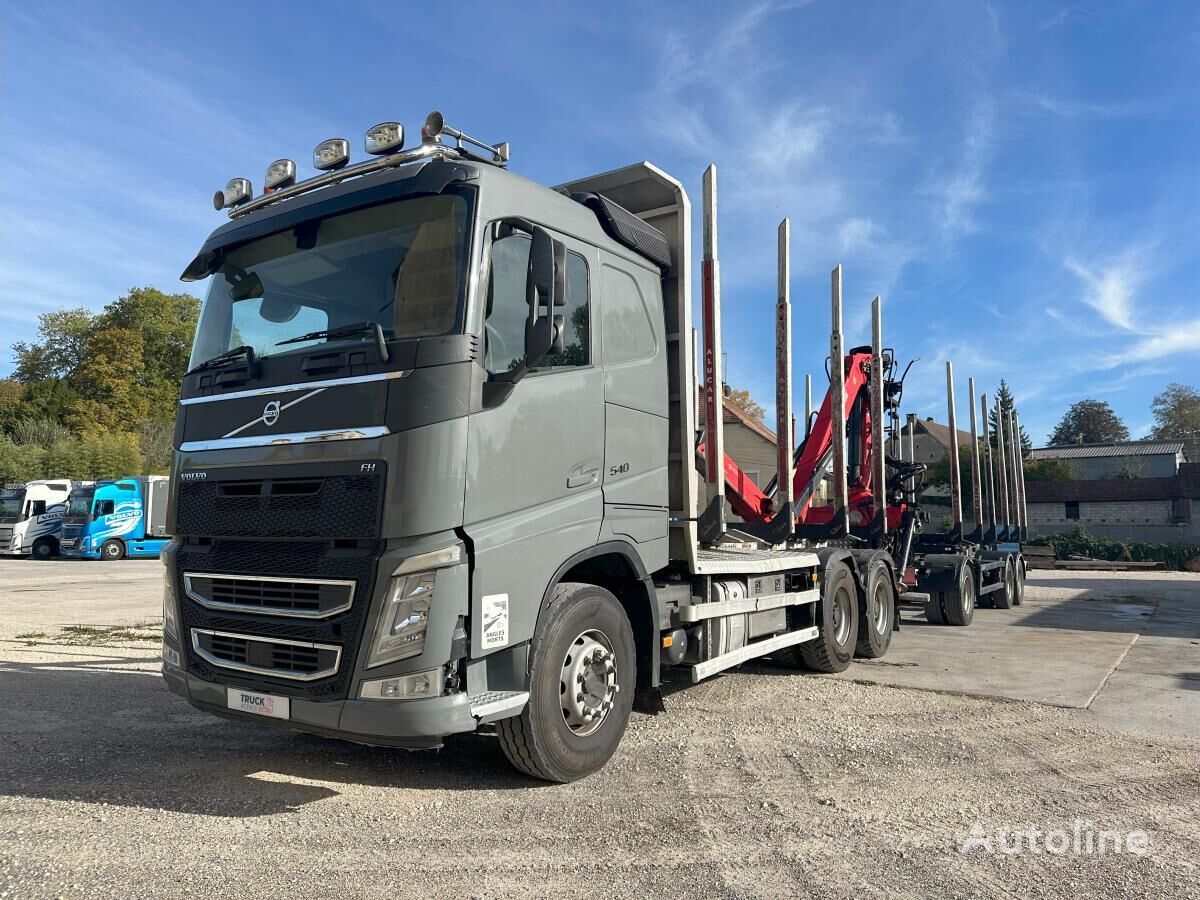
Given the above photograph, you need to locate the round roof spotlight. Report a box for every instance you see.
[365,122,405,155]
[264,159,297,192]
[313,138,350,171]
[213,177,252,210]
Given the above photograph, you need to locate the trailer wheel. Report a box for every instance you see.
[100,539,125,561]
[496,581,635,783]
[940,562,976,627]
[1012,560,1025,606]
[779,561,857,673]
[855,557,895,659]
[992,559,1015,609]
[32,538,57,560]
[923,594,945,625]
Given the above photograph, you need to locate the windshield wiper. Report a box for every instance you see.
[186,345,258,376]
[275,322,389,362]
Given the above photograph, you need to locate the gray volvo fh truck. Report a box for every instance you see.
[163,112,987,781]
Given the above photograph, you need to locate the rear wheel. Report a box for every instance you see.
[497,582,635,783]
[855,557,895,658]
[940,562,976,626]
[778,560,857,673]
[32,538,56,560]
[1012,559,1025,606]
[100,539,125,561]
[992,559,1015,609]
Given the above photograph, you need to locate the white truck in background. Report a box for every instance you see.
[0,480,82,559]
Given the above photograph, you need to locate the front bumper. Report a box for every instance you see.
[162,661,478,748]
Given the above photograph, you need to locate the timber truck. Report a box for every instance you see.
[0,480,76,559]
[163,112,1028,782]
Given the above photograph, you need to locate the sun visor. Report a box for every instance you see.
[179,160,473,282]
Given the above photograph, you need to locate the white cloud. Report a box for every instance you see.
[1105,322,1200,364]
[1063,250,1151,332]
[928,100,994,236]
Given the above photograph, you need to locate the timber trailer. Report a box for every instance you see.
[163,112,1026,782]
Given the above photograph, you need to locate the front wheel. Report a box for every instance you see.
[32,538,57,560]
[100,539,125,561]
[497,582,635,783]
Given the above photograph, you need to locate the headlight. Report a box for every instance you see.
[367,570,435,667]
[162,557,179,644]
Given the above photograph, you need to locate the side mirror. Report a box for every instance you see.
[524,227,565,368]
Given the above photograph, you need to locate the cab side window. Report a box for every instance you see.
[30,501,47,517]
[484,230,590,375]
[95,500,115,517]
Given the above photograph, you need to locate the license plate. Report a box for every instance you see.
[226,687,290,720]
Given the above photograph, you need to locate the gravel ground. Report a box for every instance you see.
[1,566,1198,899]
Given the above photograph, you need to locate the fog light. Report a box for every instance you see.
[313,138,350,171]
[162,644,181,668]
[359,668,443,700]
[264,158,297,191]
[365,122,404,155]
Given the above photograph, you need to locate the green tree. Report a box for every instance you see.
[11,307,95,382]
[1149,383,1200,439]
[988,379,1032,452]
[95,287,200,422]
[22,378,80,422]
[0,379,27,432]
[726,387,766,423]
[0,439,46,484]
[1023,457,1073,481]
[1048,399,1129,445]
[65,328,150,431]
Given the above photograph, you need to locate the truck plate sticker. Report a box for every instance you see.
[226,687,290,720]
[481,593,510,649]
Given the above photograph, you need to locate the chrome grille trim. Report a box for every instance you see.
[183,572,356,619]
[190,628,342,682]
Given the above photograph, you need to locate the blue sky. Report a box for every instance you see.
[2,1,1198,444]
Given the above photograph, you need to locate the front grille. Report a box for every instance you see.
[175,538,379,700]
[183,573,355,618]
[192,629,341,681]
[174,468,384,539]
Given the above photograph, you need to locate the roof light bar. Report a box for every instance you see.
[213,177,252,211]
[421,110,509,163]
[264,159,297,191]
[365,122,405,155]
[313,138,350,171]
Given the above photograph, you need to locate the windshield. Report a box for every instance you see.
[66,490,95,518]
[188,192,473,369]
[0,489,25,522]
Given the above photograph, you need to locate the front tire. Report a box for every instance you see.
[100,539,125,561]
[855,557,895,658]
[32,538,57,560]
[497,582,635,783]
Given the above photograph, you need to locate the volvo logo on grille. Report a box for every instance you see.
[180,471,207,481]
[262,400,282,427]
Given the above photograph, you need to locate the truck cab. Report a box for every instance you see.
[60,476,171,560]
[0,480,74,559]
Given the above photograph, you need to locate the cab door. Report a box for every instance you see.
[464,226,603,657]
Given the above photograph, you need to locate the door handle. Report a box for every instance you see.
[567,465,599,489]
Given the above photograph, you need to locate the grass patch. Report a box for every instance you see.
[14,631,49,646]
[55,623,163,645]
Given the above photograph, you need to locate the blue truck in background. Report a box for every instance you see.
[59,475,171,560]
